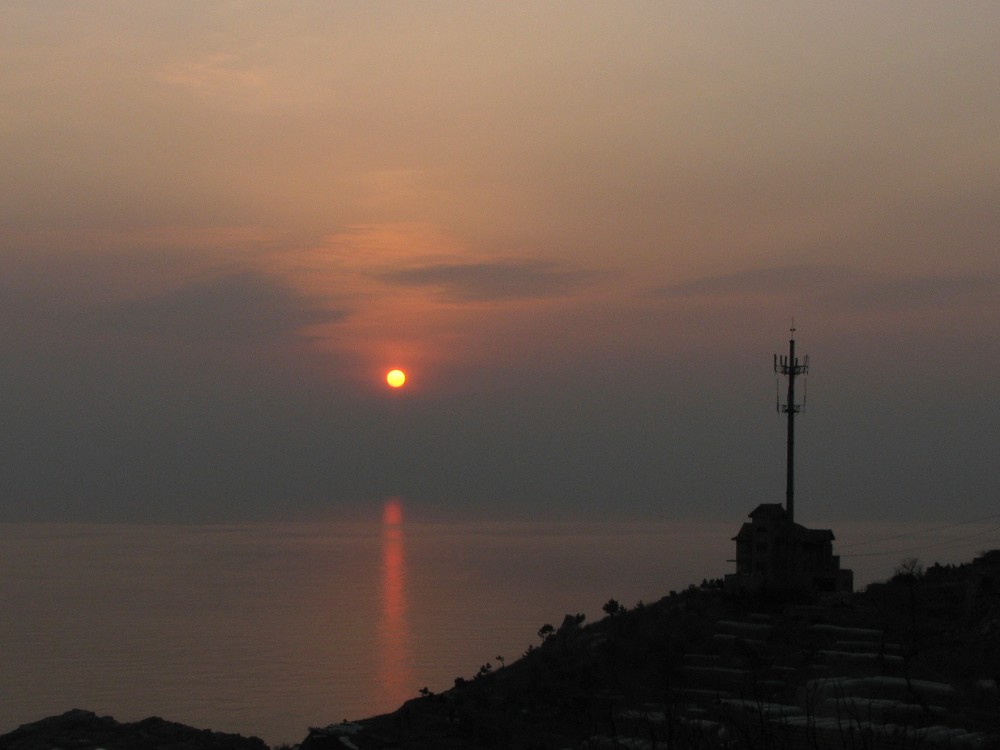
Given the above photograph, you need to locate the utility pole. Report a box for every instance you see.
[774,327,808,523]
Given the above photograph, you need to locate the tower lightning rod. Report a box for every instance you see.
[774,326,809,523]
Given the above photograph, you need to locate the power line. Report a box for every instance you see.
[840,523,1000,559]
[836,512,1000,550]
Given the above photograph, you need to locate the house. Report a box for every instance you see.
[725,503,853,593]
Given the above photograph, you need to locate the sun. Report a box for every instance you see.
[385,368,406,388]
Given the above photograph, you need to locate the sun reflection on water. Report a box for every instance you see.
[377,498,412,709]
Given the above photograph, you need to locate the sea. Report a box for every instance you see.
[1,513,997,746]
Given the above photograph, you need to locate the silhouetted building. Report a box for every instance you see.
[726,504,853,593]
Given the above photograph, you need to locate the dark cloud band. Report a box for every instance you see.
[376,260,599,302]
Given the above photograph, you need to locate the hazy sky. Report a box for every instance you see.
[2,2,998,524]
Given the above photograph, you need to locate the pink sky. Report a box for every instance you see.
[1,3,998,535]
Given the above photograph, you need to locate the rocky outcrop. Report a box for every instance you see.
[0,709,268,750]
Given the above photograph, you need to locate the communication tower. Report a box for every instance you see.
[774,326,808,523]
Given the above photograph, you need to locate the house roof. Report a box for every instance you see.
[733,505,836,542]
[748,503,787,519]
[732,522,754,541]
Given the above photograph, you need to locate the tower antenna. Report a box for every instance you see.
[774,325,809,523]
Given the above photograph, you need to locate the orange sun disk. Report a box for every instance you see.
[386,369,406,388]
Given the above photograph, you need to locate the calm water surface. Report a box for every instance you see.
[0,516,994,745]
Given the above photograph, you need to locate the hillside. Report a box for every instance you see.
[302,552,1000,749]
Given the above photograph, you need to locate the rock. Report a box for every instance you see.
[299,721,365,750]
[0,709,269,750]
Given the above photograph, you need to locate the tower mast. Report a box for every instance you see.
[774,327,809,523]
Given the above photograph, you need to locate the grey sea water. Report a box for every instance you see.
[0,517,993,746]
